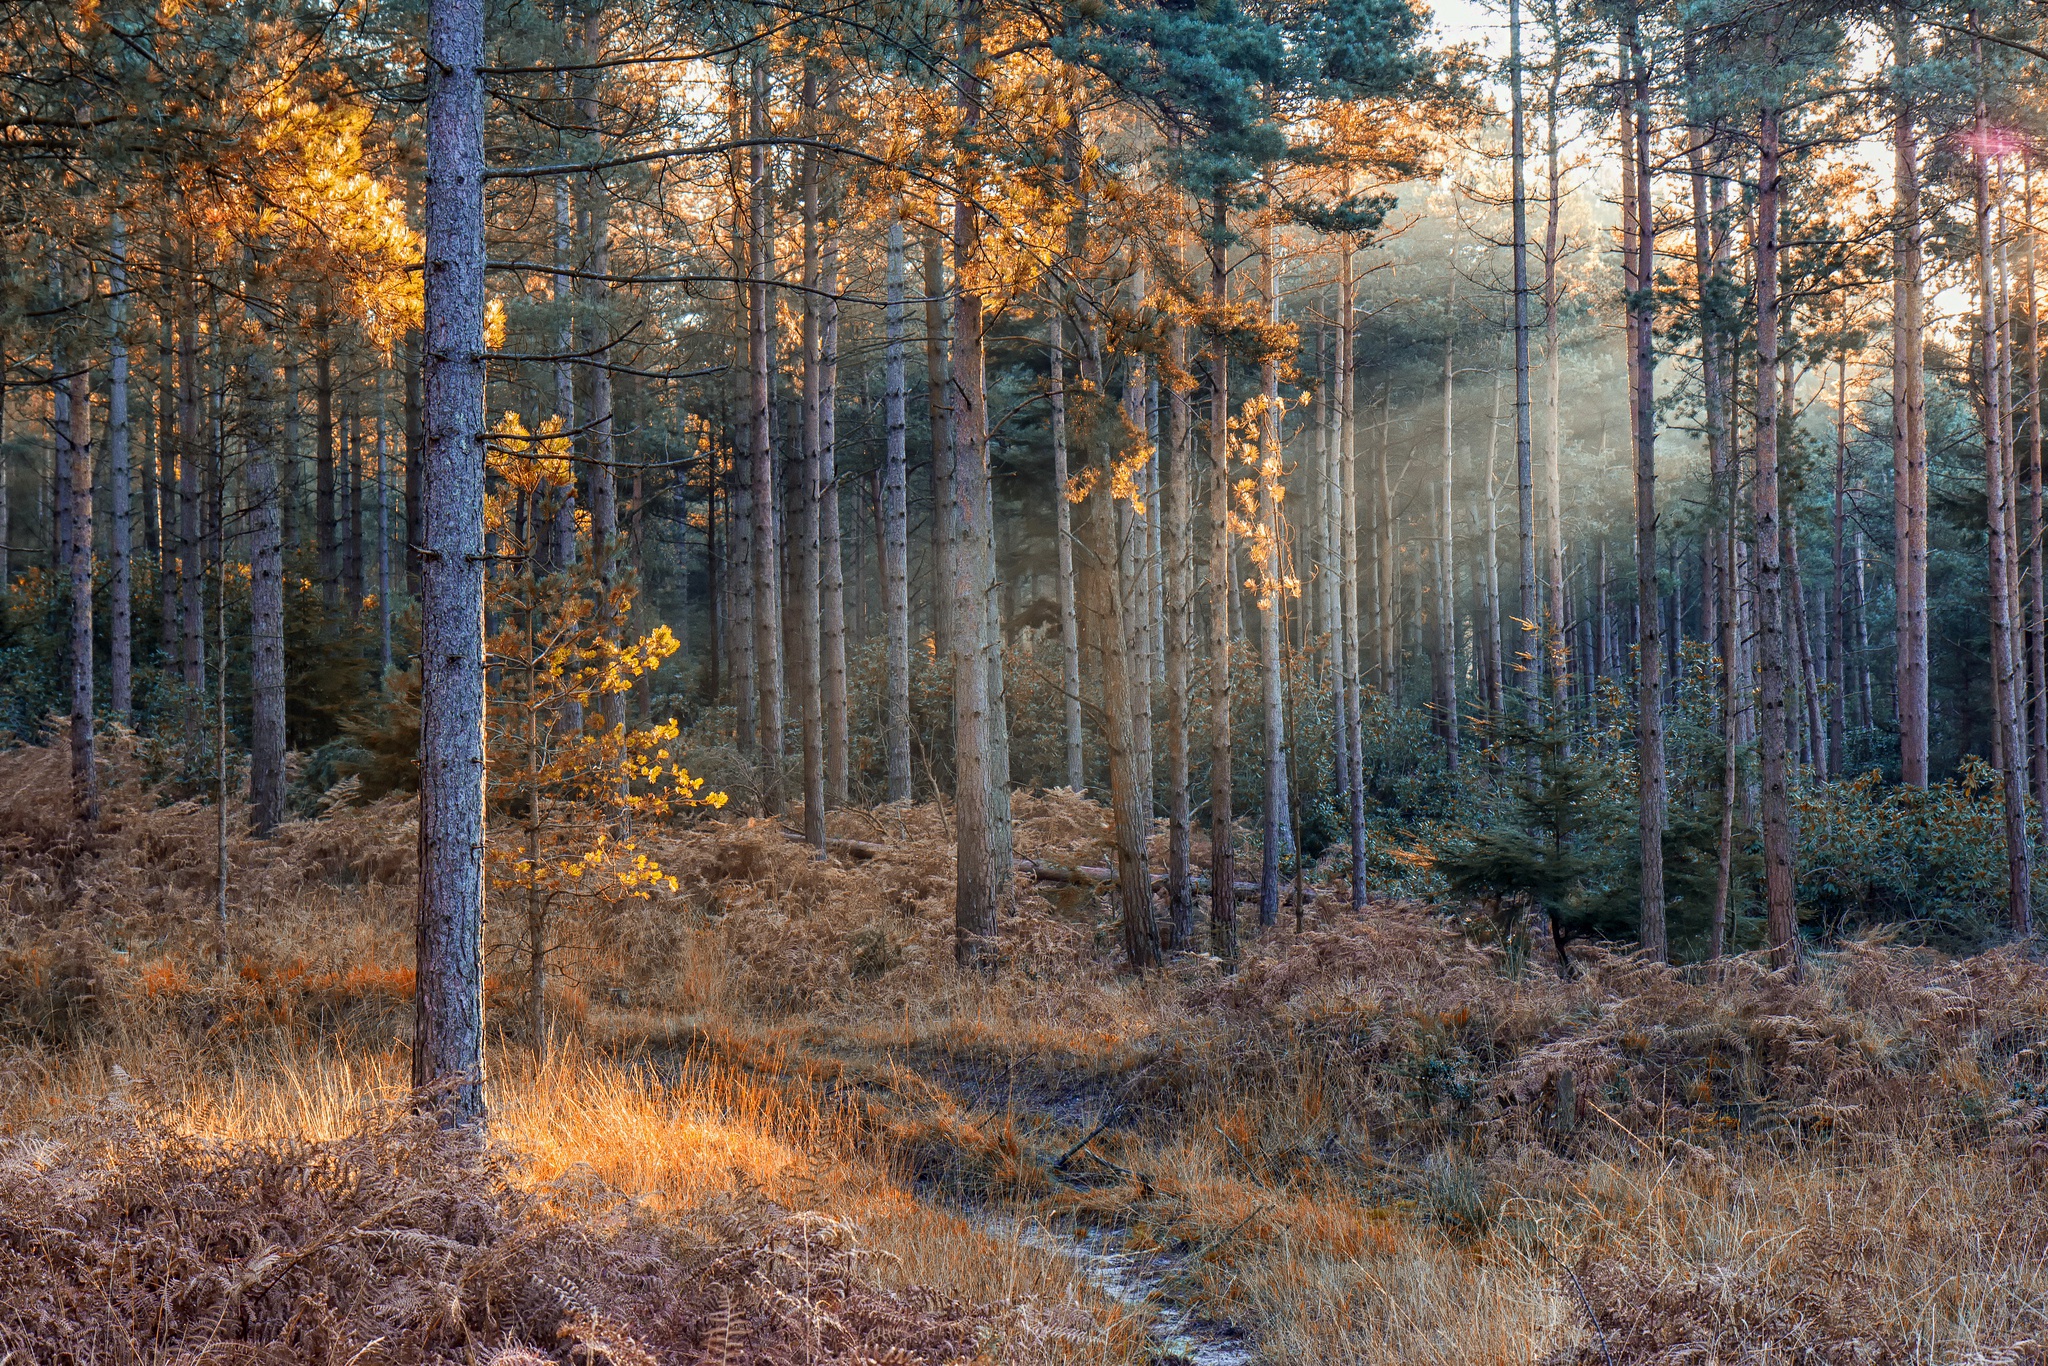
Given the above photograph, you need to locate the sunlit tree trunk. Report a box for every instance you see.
[950,0,1012,968]
[882,211,913,801]
[1257,225,1290,928]
[2025,161,2048,829]
[1510,0,1538,710]
[1625,18,1665,962]
[924,230,954,662]
[1542,30,1567,679]
[1164,310,1195,948]
[1433,264,1459,768]
[1892,14,1929,788]
[1975,24,2032,935]
[1829,357,1850,779]
[580,11,621,740]
[1207,188,1237,964]
[414,0,489,1119]
[799,97,826,849]
[1339,246,1368,911]
[748,57,784,811]
[550,160,577,573]
[1049,310,1084,792]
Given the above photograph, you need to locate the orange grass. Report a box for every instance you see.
[4,740,2048,1364]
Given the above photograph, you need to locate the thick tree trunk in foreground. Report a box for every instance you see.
[414,0,489,1119]
[820,217,849,807]
[1755,98,1799,976]
[1338,244,1368,911]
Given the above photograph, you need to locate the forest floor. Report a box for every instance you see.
[3,737,2048,1365]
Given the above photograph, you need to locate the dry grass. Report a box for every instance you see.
[5,738,2048,1364]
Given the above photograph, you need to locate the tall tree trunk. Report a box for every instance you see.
[820,209,849,806]
[799,96,826,849]
[1207,189,1237,964]
[882,211,913,802]
[1628,15,1666,962]
[315,301,338,611]
[1542,30,1567,678]
[748,57,784,811]
[1510,0,1538,709]
[581,14,621,741]
[158,314,177,652]
[2027,159,2048,833]
[1892,15,1930,787]
[1339,243,1368,911]
[1164,309,1195,949]
[1484,365,1506,719]
[1755,94,1799,975]
[1433,264,1459,767]
[248,268,286,838]
[950,0,1012,968]
[1257,224,1290,927]
[924,230,954,662]
[414,0,489,1120]
[178,280,204,691]
[1050,310,1084,792]
[55,275,96,826]
[1975,23,2033,935]
[549,168,577,574]
[1830,357,1850,778]
[109,219,132,720]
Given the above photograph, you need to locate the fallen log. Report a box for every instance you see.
[779,829,1260,899]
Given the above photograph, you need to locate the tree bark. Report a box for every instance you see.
[1433,263,1459,767]
[1207,188,1237,964]
[799,93,827,849]
[748,57,784,810]
[1050,310,1084,792]
[820,205,849,807]
[1164,311,1194,949]
[178,279,204,691]
[1339,243,1368,911]
[924,230,954,662]
[1975,22,2033,936]
[1257,225,1290,928]
[1510,0,1538,709]
[1892,15,1930,788]
[315,300,338,611]
[413,0,490,1120]
[109,217,132,720]
[1627,16,1666,962]
[1829,357,1850,778]
[248,263,287,838]
[56,274,96,827]
[882,211,914,802]
[950,0,1012,968]
[1755,95,1799,975]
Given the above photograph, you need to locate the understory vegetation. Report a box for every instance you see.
[4,739,2045,1365]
